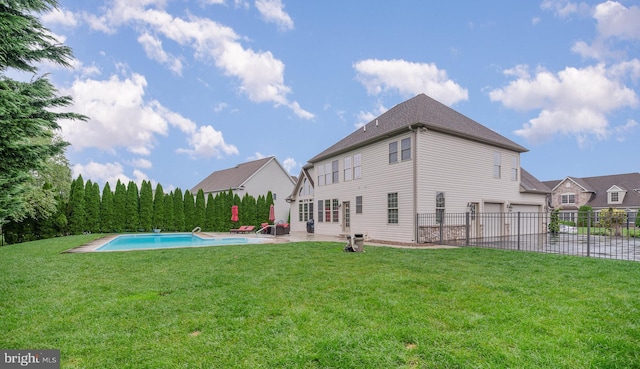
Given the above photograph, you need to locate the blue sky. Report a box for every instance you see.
[36,0,639,191]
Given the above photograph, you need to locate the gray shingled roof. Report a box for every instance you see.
[309,93,528,163]
[191,157,273,193]
[520,168,551,194]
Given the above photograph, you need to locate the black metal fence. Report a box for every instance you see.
[417,211,640,261]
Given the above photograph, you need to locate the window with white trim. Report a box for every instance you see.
[298,200,313,222]
[317,165,325,186]
[610,192,619,203]
[344,156,352,181]
[355,196,362,214]
[494,152,501,179]
[324,163,332,185]
[561,194,575,204]
[387,193,398,224]
[511,156,518,181]
[332,160,339,184]
[389,142,398,164]
[354,154,362,179]
[401,137,411,161]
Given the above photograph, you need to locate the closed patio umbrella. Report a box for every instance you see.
[231,205,239,222]
[269,204,275,223]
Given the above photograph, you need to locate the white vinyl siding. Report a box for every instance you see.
[240,158,295,223]
[416,130,525,217]
[312,137,413,242]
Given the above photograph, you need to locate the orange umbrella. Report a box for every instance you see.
[231,205,239,222]
[269,204,275,223]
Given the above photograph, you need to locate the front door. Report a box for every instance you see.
[342,201,351,233]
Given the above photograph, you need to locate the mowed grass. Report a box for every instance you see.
[2,236,640,368]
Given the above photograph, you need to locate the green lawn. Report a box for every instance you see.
[2,235,640,368]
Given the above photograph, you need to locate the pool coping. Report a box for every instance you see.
[65,232,284,253]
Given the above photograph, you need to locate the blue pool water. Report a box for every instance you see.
[96,233,263,251]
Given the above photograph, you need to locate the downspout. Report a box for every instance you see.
[409,125,418,242]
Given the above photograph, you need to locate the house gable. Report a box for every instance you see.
[191,157,273,194]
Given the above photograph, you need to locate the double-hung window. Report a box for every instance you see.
[324,163,332,185]
[344,157,352,181]
[317,200,323,222]
[317,165,325,186]
[561,194,575,204]
[389,142,398,163]
[511,156,518,181]
[494,152,501,179]
[332,160,339,184]
[356,196,363,214]
[387,193,398,224]
[401,137,411,161]
[354,154,362,179]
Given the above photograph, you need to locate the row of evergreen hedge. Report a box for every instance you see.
[3,175,277,244]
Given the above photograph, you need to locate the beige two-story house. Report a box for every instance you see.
[192,156,295,223]
[288,94,549,244]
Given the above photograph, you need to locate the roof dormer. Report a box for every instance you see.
[607,185,626,205]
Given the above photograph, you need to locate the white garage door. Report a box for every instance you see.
[483,202,503,238]
[509,204,543,235]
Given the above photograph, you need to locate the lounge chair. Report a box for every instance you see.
[230,225,256,234]
[230,225,248,233]
[239,225,255,233]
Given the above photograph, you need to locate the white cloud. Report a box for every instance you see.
[130,158,153,169]
[137,32,183,75]
[214,102,228,112]
[59,71,238,160]
[353,59,468,106]
[177,125,239,159]
[593,1,640,41]
[282,157,298,174]
[255,0,294,31]
[489,63,638,144]
[567,1,640,60]
[42,7,79,27]
[247,152,267,160]
[540,0,581,17]
[615,119,638,141]
[72,161,131,188]
[60,72,167,155]
[82,0,312,119]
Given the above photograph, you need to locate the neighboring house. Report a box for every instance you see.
[191,156,295,222]
[288,93,549,243]
[542,173,640,223]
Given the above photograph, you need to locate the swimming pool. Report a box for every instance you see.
[96,233,264,251]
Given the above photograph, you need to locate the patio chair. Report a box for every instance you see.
[230,225,249,233]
